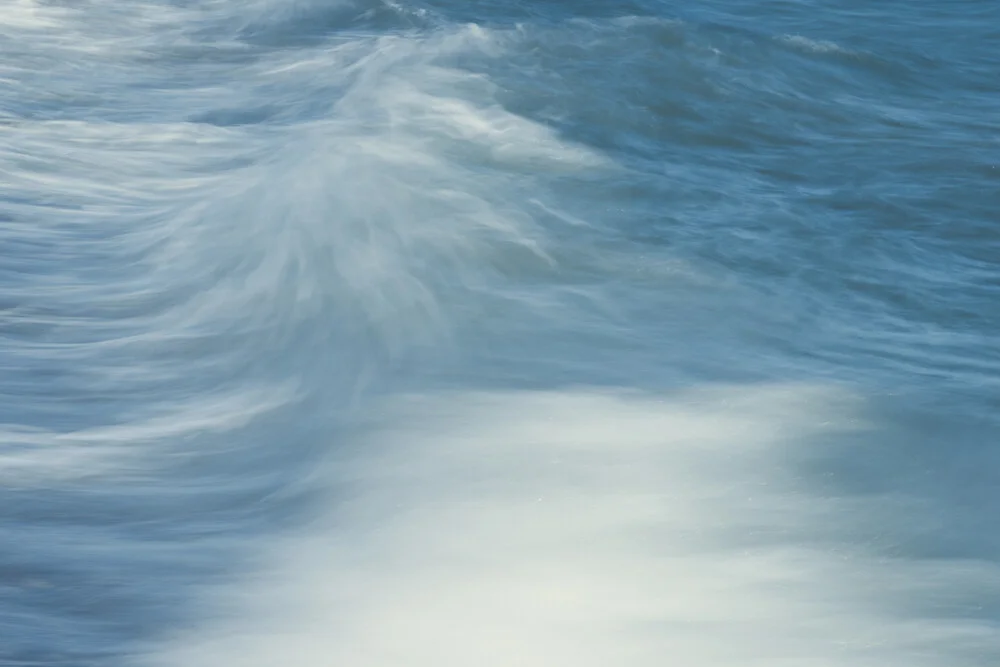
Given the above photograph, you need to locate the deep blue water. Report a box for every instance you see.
[1,1,998,664]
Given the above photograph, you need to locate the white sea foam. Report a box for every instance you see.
[0,22,605,482]
[780,35,852,55]
[0,0,68,30]
[138,385,999,666]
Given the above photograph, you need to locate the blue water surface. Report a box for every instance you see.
[1,0,997,664]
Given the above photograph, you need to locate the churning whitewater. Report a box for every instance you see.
[1,0,999,665]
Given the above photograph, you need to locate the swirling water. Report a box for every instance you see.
[1,0,998,664]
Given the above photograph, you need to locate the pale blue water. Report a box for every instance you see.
[1,1,998,665]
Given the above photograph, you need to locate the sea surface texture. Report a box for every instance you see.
[1,1,998,665]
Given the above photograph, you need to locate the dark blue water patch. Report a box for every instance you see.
[0,395,331,665]
[438,13,1000,393]
[188,105,279,127]
[473,22,924,174]
[235,0,429,48]
[0,526,224,667]
[677,0,1000,63]
[415,0,662,25]
[798,393,1000,564]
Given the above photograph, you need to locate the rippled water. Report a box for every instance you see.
[1,1,998,665]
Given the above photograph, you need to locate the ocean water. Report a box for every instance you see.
[1,0,998,664]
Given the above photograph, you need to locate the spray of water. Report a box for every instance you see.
[139,385,998,666]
